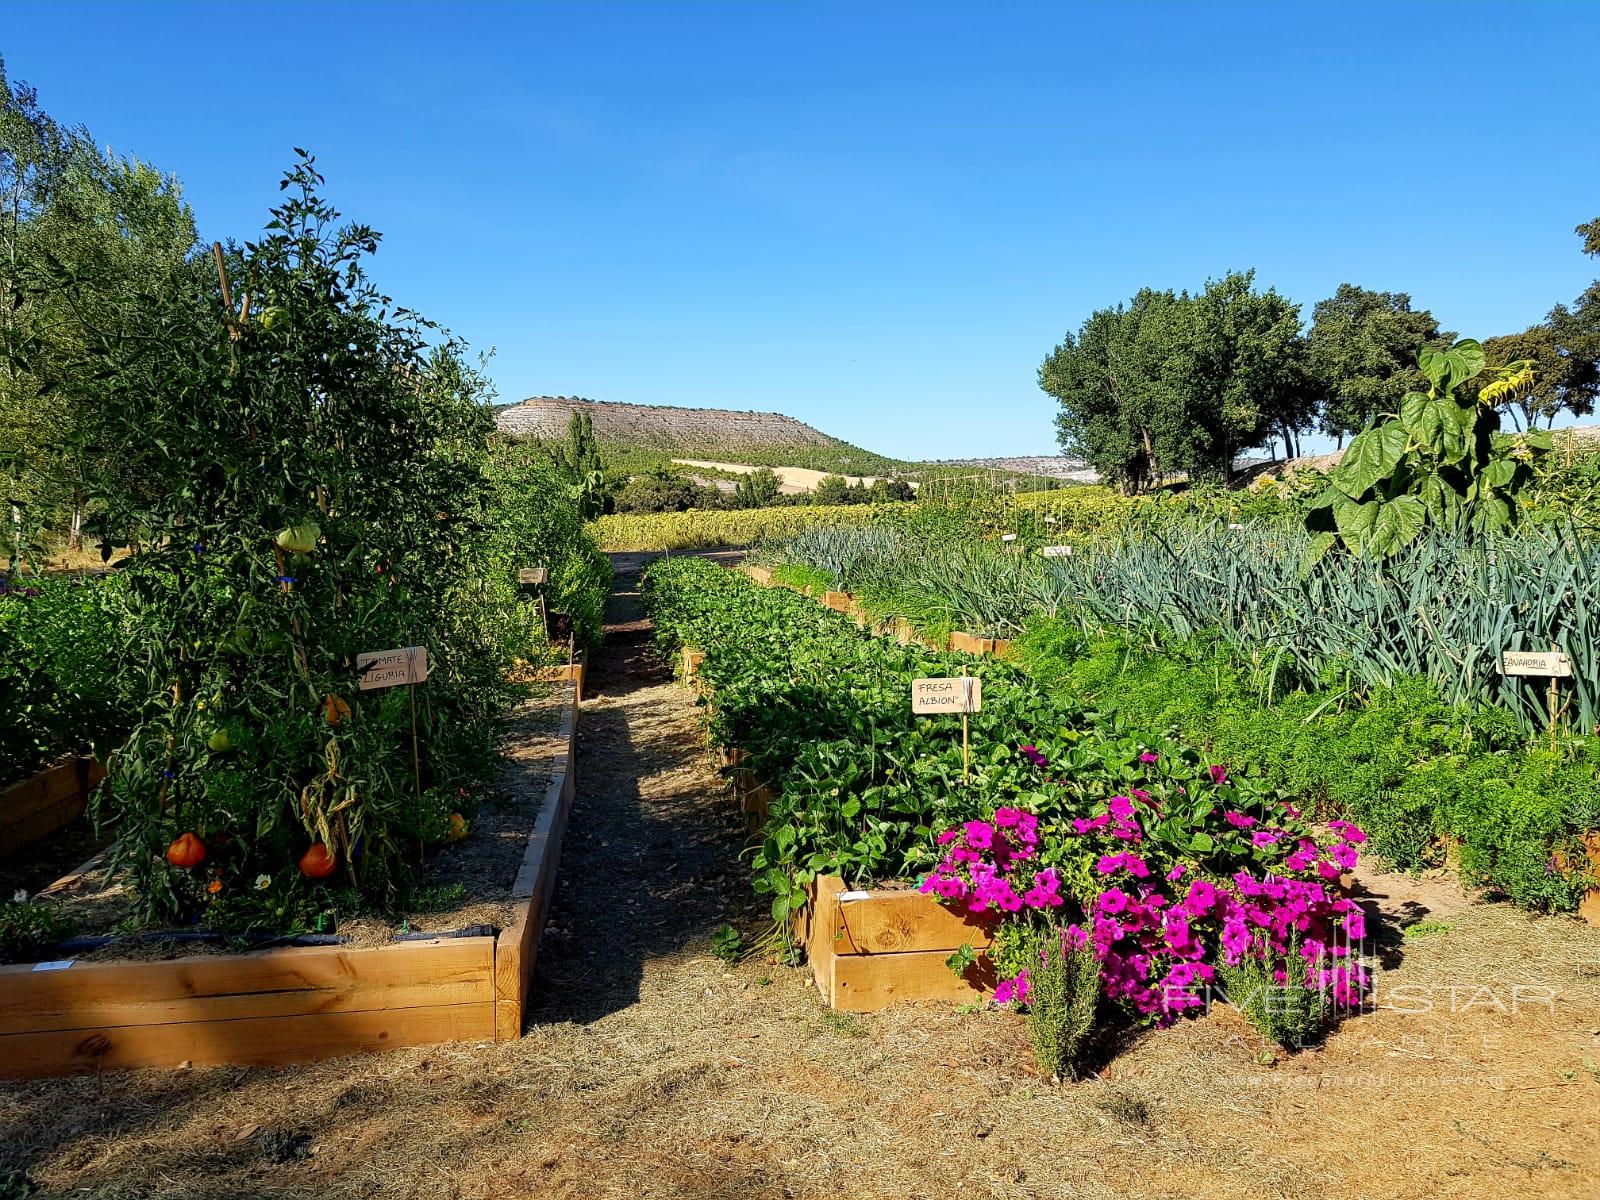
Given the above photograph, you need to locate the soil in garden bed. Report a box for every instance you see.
[3,686,568,963]
[4,552,1599,1200]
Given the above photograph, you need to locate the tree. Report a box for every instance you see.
[1307,284,1448,443]
[733,466,780,508]
[1042,288,1184,493]
[613,468,704,514]
[1041,272,1315,492]
[869,477,914,502]
[0,58,198,558]
[544,409,606,520]
[1481,324,1597,429]
[1183,271,1317,473]
[811,474,851,505]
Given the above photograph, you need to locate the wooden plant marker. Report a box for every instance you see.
[1500,646,1572,752]
[518,567,551,640]
[912,673,982,784]
[357,646,429,798]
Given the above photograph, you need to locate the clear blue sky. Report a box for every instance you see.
[6,2,1598,459]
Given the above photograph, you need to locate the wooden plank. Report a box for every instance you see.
[831,890,995,955]
[1,760,102,858]
[948,631,994,657]
[0,761,81,825]
[828,947,995,1013]
[0,1001,495,1078]
[498,686,579,1039]
[682,647,705,678]
[822,591,853,614]
[991,639,1014,659]
[802,876,845,1004]
[1582,832,1600,929]
[744,564,773,586]
[492,914,527,1042]
[0,795,88,859]
[532,660,585,702]
[0,936,495,1035]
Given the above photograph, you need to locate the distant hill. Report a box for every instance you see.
[494,396,910,475]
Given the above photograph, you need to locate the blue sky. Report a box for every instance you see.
[6,2,1599,459]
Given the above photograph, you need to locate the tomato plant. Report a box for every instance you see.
[33,156,603,923]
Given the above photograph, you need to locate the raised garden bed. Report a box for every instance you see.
[796,875,995,1012]
[0,684,579,1079]
[682,643,998,1012]
[741,566,1013,659]
[2,759,104,860]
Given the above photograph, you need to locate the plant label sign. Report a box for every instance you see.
[356,646,429,690]
[518,566,549,585]
[1040,544,1073,558]
[912,677,982,714]
[1500,650,1571,678]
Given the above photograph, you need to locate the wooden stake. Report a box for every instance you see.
[961,666,970,785]
[409,679,423,802]
[1549,642,1561,755]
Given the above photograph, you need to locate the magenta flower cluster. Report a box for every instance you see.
[923,752,1374,1025]
[922,807,1065,916]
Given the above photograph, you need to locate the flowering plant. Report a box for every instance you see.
[921,742,1373,1059]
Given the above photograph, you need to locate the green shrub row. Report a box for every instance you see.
[641,556,1296,921]
[1014,618,1598,912]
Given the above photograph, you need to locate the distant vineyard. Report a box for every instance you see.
[589,503,909,551]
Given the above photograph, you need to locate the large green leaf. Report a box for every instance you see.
[1400,392,1446,454]
[1368,495,1426,557]
[1332,422,1408,496]
[1419,339,1486,392]
[1472,494,1512,534]
[1480,456,1517,489]
[1419,473,1463,528]
[1333,496,1378,547]
[1437,401,1475,464]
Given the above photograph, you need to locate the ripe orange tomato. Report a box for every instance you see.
[298,843,338,879]
[166,832,207,869]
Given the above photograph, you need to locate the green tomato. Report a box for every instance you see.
[274,522,321,555]
[258,305,288,330]
[207,728,233,753]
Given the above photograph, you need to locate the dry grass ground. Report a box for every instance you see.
[2,554,1598,1199]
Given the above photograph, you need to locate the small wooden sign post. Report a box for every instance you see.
[913,671,982,784]
[518,566,551,640]
[1040,544,1073,558]
[1501,645,1572,751]
[357,647,430,798]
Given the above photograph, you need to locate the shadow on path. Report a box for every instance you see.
[526,550,760,1026]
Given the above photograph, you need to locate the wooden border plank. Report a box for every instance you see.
[829,948,995,1013]
[831,890,995,955]
[495,682,579,1040]
[0,1001,495,1078]
[0,936,495,1035]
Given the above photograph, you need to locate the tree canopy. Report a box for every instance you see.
[1041,271,1315,492]
[1306,284,1446,442]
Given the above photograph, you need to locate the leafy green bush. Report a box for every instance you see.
[1013,617,1596,912]
[0,575,134,786]
[19,159,600,927]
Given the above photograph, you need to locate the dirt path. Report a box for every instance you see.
[4,556,1600,1199]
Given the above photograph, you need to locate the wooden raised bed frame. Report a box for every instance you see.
[0,685,579,1079]
[796,876,996,1012]
[2,758,104,859]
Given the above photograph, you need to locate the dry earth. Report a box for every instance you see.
[3,553,1599,1199]
[671,459,910,495]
